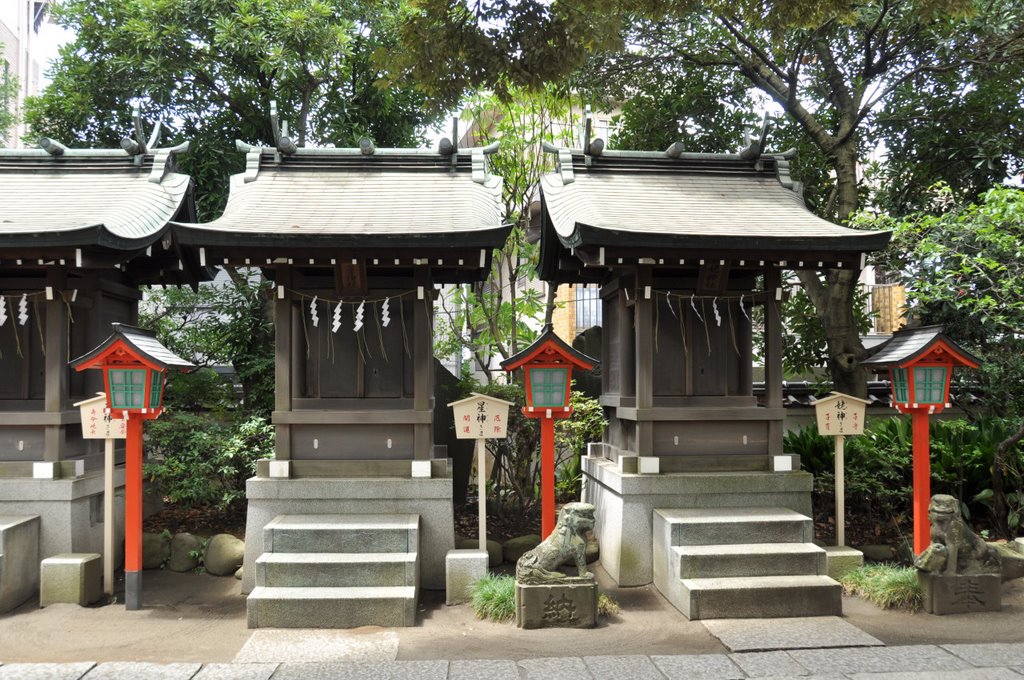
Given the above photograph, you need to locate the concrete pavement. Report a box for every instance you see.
[2,643,1024,679]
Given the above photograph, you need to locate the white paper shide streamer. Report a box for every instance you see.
[18,294,28,326]
[353,300,365,332]
[0,296,7,327]
[712,297,722,327]
[332,301,342,333]
[382,297,391,327]
[309,296,319,327]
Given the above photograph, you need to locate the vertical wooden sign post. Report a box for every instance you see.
[501,327,597,539]
[71,324,193,610]
[449,393,513,550]
[74,393,127,597]
[813,392,869,547]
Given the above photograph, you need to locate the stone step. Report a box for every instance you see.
[680,575,842,619]
[247,586,417,628]
[655,507,812,546]
[255,552,418,588]
[263,514,419,554]
[674,543,826,579]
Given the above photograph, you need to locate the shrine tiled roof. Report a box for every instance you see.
[537,145,890,278]
[173,143,509,250]
[0,141,192,250]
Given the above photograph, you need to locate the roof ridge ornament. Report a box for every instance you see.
[471,141,499,184]
[739,113,770,161]
[541,141,574,185]
[270,101,298,156]
[119,104,163,161]
[148,141,190,184]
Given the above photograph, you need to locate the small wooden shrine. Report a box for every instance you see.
[0,117,196,559]
[173,111,509,595]
[537,138,891,586]
[539,142,890,472]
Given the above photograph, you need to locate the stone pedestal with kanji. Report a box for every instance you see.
[515,579,598,629]
[919,572,1001,614]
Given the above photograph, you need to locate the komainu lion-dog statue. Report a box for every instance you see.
[914,494,1001,576]
[516,502,595,584]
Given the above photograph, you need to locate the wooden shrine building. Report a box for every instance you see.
[537,140,890,588]
[172,119,508,620]
[0,129,197,563]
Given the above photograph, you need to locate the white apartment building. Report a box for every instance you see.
[1,1,50,147]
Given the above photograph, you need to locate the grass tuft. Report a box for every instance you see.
[470,574,517,622]
[598,593,621,617]
[840,564,922,611]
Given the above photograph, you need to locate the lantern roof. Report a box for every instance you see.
[500,325,599,372]
[861,325,980,370]
[447,392,516,408]
[71,324,195,372]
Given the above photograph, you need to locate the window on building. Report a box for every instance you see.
[575,285,602,332]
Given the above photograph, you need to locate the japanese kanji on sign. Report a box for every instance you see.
[813,392,870,547]
[449,393,514,550]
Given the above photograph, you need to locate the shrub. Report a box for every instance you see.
[470,573,517,622]
[145,413,274,509]
[840,564,922,611]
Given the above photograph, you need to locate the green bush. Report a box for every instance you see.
[840,564,922,611]
[145,413,274,509]
[470,573,517,622]
[554,388,607,501]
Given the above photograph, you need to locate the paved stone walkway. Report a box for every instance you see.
[2,643,1024,679]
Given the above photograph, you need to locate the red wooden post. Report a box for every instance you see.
[124,414,144,609]
[540,417,556,538]
[912,412,931,556]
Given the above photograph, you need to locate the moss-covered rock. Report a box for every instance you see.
[142,532,171,570]
[457,538,502,567]
[502,534,541,564]
[167,533,203,573]
[204,534,245,576]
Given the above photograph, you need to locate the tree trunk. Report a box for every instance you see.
[796,140,870,397]
[991,417,1024,538]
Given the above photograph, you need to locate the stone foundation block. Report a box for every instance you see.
[515,579,597,629]
[0,515,40,614]
[445,549,488,605]
[40,553,102,607]
[918,572,1001,615]
[824,545,864,580]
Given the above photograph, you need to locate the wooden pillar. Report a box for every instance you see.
[43,268,68,462]
[413,271,433,460]
[634,267,654,455]
[912,411,931,555]
[124,414,144,610]
[274,266,292,460]
[764,266,784,456]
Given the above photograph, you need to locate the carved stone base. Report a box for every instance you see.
[515,579,598,629]
[918,572,1001,615]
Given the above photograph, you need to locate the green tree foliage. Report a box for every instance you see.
[25,0,440,216]
[861,185,1024,536]
[140,273,275,416]
[434,87,582,376]
[0,45,16,147]
[396,0,1024,397]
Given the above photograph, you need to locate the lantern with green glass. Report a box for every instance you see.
[863,326,980,555]
[501,326,597,538]
[71,324,194,611]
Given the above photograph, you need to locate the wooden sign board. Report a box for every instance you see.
[449,393,514,440]
[814,392,869,436]
[74,393,127,440]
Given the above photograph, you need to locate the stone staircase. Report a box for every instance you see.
[653,507,841,619]
[247,514,419,628]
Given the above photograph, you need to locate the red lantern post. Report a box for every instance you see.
[71,324,194,610]
[863,326,980,555]
[501,327,597,538]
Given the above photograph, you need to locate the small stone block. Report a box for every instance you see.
[1013,537,1024,554]
[446,549,488,605]
[32,462,59,479]
[268,461,289,479]
[617,456,638,474]
[824,545,864,580]
[638,456,660,474]
[40,553,102,607]
[918,572,1001,614]
[515,580,597,629]
[772,455,793,472]
[411,460,432,478]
